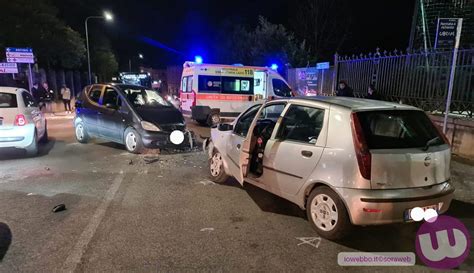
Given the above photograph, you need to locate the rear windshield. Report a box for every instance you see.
[357,110,445,149]
[0,93,17,108]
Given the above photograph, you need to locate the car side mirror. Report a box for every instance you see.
[218,123,233,131]
[105,103,118,110]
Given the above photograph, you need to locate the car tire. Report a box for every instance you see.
[39,122,48,143]
[25,131,38,157]
[306,186,353,240]
[207,113,220,127]
[75,122,89,144]
[124,127,144,154]
[209,149,229,183]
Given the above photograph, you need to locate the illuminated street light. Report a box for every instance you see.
[85,11,114,84]
[139,53,144,59]
[104,11,113,21]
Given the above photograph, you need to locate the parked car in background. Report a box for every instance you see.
[0,87,48,156]
[74,83,192,153]
[205,96,454,240]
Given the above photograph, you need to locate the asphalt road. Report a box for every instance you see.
[0,115,473,272]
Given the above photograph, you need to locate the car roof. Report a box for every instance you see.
[0,87,23,94]
[290,96,419,111]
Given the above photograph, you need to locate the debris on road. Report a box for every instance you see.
[44,167,50,171]
[128,159,133,165]
[200,227,214,232]
[143,156,160,164]
[52,204,66,213]
[198,180,216,186]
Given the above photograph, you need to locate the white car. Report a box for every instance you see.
[206,97,453,240]
[0,87,48,156]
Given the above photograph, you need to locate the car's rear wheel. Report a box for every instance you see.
[25,131,38,157]
[124,127,143,154]
[75,122,89,143]
[209,149,229,183]
[306,186,352,240]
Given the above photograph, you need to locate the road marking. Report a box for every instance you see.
[296,237,322,248]
[62,172,125,273]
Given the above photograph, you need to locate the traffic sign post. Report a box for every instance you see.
[0,63,18,74]
[5,47,35,92]
[442,18,463,134]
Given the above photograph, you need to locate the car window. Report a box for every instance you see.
[22,91,38,107]
[102,88,122,107]
[233,104,261,137]
[357,110,446,149]
[277,105,325,144]
[272,79,292,97]
[88,87,103,104]
[123,88,171,108]
[0,93,17,108]
[258,103,286,122]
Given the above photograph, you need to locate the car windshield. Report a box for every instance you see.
[0,93,17,108]
[122,88,171,108]
[357,110,446,149]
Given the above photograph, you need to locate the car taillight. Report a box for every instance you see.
[15,114,27,126]
[351,112,371,180]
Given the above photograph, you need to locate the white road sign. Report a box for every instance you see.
[0,63,18,73]
[5,47,35,63]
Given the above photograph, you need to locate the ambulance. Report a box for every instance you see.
[179,62,292,126]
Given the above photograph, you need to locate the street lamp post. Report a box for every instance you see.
[129,53,144,72]
[85,11,113,84]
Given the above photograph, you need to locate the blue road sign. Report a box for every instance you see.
[6,47,33,53]
[316,62,330,70]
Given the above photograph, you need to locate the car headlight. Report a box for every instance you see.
[141,121,161,132]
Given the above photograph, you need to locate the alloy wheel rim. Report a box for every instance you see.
[311,193,338,231]
[210,153,222,177]
[126,132,137,151]
[76,125,84,140]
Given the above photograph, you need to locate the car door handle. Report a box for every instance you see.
[301,150,313,158]
[237,144,241,150]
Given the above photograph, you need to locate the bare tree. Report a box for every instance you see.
[292,0,352,62]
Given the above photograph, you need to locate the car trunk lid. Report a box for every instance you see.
[354,109,450,189]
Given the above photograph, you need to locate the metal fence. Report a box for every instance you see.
[287,67,336,96]
[335,48,474,117]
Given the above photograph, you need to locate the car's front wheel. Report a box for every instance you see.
[124,127,144,154]
[75,122,89,143]
[209,149,229,183]
[306,186,352,240]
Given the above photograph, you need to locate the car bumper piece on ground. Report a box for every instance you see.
[335,181,454,225]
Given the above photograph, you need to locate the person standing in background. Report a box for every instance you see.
[366,84,381,100]
[60,84,72,113]
[42,82,54,112]
[336,80,354,97]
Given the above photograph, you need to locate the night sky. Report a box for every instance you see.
[55,0,415,69]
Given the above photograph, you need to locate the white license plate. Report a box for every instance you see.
[405,204,439,221]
